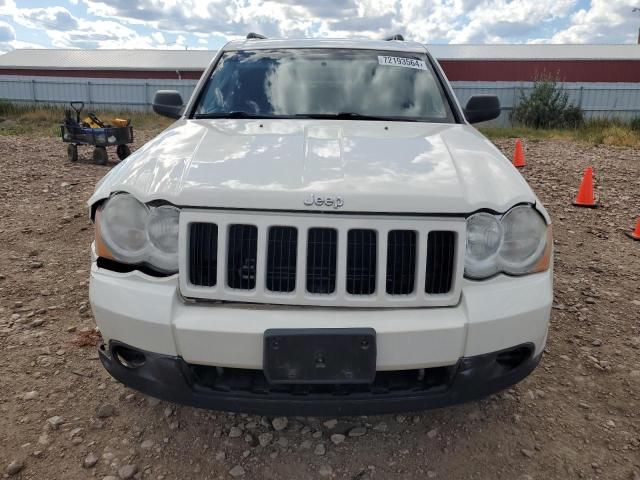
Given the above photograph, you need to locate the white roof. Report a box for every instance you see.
[0,48,216,71]
[427,43,640,60]
[0,43,638,71]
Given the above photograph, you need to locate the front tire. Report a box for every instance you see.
[67,144,78,162]
[116,144,131,161]
[93,146,108,165]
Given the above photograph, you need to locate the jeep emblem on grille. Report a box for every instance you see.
[303,194,344,209]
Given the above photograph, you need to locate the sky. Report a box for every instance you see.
[0,0,638,54]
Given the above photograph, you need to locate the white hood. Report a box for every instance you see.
[89,119,536,214]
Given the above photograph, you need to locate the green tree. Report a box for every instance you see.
[512,76,584,129]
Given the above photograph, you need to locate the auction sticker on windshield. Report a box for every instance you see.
[378,55,428,70]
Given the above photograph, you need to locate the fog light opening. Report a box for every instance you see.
[113,345,146,369]
[496,346,531,370]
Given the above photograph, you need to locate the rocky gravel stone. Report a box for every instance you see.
[348,426,367,437]
[141,439,154,449]
[46,416,64,430]
[22,390,38,400]
[229,465,245,477]
[83,453,99,469]
[6,460,24,476]
[319,464,333,477]
[258,432,273,447]
[314,443,326,456]
[117,464,138,479]
[272,417,288,431]
[323,419,338,429]
[96,403,116,418]
[372,422,388,432]
[330,433,346,445]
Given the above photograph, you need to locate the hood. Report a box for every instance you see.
[89,119,536,214]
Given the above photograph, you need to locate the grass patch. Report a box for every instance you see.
[481,119,640,148]
[0,102,171,137]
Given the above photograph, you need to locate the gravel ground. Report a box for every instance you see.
[0,134,639,480]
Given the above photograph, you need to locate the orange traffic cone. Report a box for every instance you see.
[573,166,597,208]
[626,218,640,241]
[513,139,526,168]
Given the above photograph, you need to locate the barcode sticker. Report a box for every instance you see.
[378,55,428,70]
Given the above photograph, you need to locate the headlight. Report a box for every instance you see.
[95,193,179,273]
[465,213,502,279]
[465,205,551,279]
[499,206,547,275]
[99,194,149,263]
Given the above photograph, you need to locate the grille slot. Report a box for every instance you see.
[386,230,416,295]
[306,228,337,294]
[347,229,377,295]
[266,226,298,293]
[189,223,218,287]
[227,224,258,290]
[425,231,456,294]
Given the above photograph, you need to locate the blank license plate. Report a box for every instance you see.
[263,328,376,385]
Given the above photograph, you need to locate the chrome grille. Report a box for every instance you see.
[180,211,464,308]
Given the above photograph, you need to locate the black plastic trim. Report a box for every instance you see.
[99,340,541,416]
[96,257,173,278]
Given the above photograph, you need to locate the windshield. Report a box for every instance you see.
[192,48,455,122]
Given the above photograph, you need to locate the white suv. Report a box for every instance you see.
[89,35,552,416]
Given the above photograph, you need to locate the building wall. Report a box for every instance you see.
[441,60,640,82]
[1,74,640,125]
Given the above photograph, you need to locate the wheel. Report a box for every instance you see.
[93,146,108,165]
[67,144,78,162]
[116,144,131,160]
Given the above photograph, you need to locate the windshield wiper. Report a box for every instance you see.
[194,111,268,119]
[295,112,409,121]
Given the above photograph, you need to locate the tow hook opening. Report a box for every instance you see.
[112,344,146,369]
[495,345,532,370]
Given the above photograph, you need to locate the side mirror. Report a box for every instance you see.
[464,95,501,124]
[152,90,184,119]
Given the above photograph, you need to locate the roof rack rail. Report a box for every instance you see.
[384,34,405,41]
[246,32,267,40]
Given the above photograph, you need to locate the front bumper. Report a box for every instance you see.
[90,263,551,414]
[90,265,552,369]
[99,340,542,416]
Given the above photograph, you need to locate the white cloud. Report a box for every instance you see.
[46,20,158,49]
[151,31,165,43]
[1,0,639,50]
[0,20,15,54]
[549,0,638,43]
[12,5,79,31]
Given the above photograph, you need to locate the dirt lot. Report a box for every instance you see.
[0,133,639,480]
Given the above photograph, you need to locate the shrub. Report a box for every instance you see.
[511,76,584,129]
[630,117,640,132]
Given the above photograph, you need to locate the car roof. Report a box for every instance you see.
[224,38,427,54]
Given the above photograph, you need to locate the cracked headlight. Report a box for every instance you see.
[95,193,179,274]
